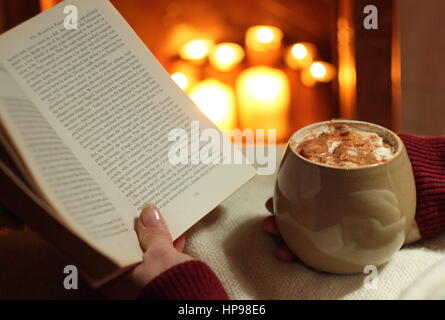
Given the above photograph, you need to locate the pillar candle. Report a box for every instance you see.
[236,66,290,141]
[245,25,283,66]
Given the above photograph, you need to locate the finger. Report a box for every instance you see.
[265,197,273,213]
[136,205,173,252]
[263,216,281,236]
[404,221,421,245]
[275,244,298,262]
[173,234,186,252]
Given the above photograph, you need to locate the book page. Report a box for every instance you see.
[0,66,142,267]
[0,0,256,239]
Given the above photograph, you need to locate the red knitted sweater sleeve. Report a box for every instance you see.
[137,260,229,300]
[398,133,445,239]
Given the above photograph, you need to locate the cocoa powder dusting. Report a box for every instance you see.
[297,124,393,167]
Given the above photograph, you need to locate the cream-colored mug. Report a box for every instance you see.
[273,119,416,274]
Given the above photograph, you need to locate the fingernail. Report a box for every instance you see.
[141,204,161,227]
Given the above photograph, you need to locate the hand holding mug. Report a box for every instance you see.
[269,120,417,273]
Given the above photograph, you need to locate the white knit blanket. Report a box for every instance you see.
[185,147,445,299]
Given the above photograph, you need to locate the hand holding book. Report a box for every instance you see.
[0,0,255,286]
[99,204,229,300]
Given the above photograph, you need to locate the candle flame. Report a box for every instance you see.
[256,27,275,43]
[285,42,316,70]
[291,43,308,59]
[179,39,214,61]
[310,62,327,79]
[245,26,283,52]
[209,43,245,72]
[171,72,189,90]
[302,61,336,86]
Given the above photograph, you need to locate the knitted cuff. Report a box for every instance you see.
[137,260,229,300]
[398,133,445,239]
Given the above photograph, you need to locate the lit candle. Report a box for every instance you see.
[301,61,336,87]
[179,39,214,64]
[236,66,290,141]
[245,25,283,51]
[245,25,283,65]
[168,60,199,91]
[189,79,236,130]
[285,42,317,70]
[209,43,245,72]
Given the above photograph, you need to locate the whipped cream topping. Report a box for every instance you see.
[295,123,395,167]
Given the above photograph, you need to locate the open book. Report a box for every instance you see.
[0,0,256,286]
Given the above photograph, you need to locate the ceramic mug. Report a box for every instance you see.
[273,119,416,274]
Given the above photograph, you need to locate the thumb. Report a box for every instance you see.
[136,204,173,252]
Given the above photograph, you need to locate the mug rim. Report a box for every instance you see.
[288,119,404,171]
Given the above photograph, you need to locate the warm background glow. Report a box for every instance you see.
[37,0,339,143]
